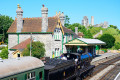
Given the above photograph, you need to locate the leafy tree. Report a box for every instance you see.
[103,27,118,35]
[114,34,120,43]
[99,34,115,48]
[84,30,93,38]
[22,41,45,58]
[68,23,93,38]
[64,15,70,27]
[109,25,117,29]
[114,42,120,50]
[0,15,14,43]
[0,46,8,59]
[88,27,105,35]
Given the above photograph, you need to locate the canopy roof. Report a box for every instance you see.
[65,38,106,46]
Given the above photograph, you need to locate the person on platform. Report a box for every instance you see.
[77,47,83,55]
[61,54,67,60]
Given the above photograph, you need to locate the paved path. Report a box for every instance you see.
[91,53,120,65]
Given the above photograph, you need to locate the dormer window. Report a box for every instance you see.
[54,28,60,40]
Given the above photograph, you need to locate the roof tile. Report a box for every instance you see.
[10,38,31,49]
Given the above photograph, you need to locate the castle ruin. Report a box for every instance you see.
[81,16,108,28]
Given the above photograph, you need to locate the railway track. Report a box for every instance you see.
[99,64,120,80]
[84,56,120,80]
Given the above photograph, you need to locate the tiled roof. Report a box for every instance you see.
[63,27,79,38]
[7,17,58,33]
[10,38,31,50]
[7,16,79,38]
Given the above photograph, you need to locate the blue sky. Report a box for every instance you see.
[0,0,120,28]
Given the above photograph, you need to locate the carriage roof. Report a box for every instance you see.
[0,56,44,78]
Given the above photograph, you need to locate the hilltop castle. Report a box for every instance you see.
[82,16,108,28]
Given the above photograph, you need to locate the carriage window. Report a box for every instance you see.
[39,72,42,80]
[8,78,17,80]
[26,72,35,80]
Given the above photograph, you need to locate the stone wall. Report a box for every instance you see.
[52,29,62,57]
[8,33,53,58]
[8,34,18,49]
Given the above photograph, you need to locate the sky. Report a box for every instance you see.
[0,0,120,29]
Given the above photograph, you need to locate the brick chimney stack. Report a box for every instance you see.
[41,5,48,32]
[16,4,23,33]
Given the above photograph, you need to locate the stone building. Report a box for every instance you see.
[7,4,81,58]
[94,21,108,28]
[82,16,89,28]
[81,16,108,28]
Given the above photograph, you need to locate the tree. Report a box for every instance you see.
[0,46,8,59]
[88,27,105,35]
[68,23,93,38]
[84,30,93,38]
[109,25,117,29]
[114,42,120,50]
[103,27,119,35]
[0,15,14,43]
[64,15,70,27]
[22,41,45,58]
[99,34,115,48]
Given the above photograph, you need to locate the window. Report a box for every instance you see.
[54,28,60,40]
[55,48,60,57]
[26,72,35,80]
[8,78,17,80]
[39,72,42,80]
[17,53,20,57]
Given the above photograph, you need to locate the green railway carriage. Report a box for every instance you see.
[0,57,44,80]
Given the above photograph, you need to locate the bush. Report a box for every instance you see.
[0,47,5,50]
[114,42,120,50]
[22,41,45,58]
[68,23,93,38]
[0,46,8,59]
[99,34,115,48]
[101,48,107,53]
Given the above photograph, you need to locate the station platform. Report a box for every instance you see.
[91,53,120,66]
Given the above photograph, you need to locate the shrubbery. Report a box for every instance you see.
[99,34,115,48]
[0,46,8,59]
[114,42,120,50]
[22,41,45,58]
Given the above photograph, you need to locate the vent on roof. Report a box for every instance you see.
[0,58,3,62]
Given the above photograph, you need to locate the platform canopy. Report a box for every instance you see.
[65,38,106,46]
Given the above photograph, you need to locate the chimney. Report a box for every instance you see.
[41,4,48,32]
[59,12,65,26]
[75,27,78,35]
[16,4,23,33]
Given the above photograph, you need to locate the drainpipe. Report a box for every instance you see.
[62,33,63,53]
[30,33,32,56]
[17,33,19,44]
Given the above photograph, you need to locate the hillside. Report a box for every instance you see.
[67,23,120,49]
